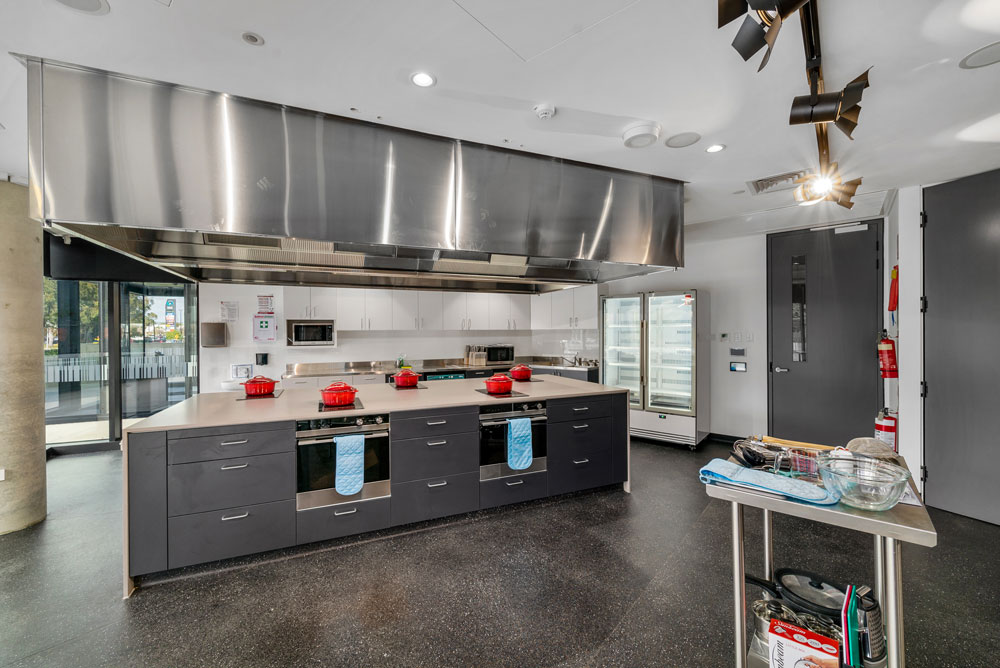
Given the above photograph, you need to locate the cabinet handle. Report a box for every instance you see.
[427,440,448,446]
[415,317,418,329]
[361,316,364,329]
[572,407,589,412]
[505,479,524,486]
[572,458,590,465]
[221,512,249,521]
[220,439,248,446]
[427,481,448,488]
[572,424,590,430]
[368,317,371,330]
[334,507,358,516]
[426,420,448,426]
[220,462,249,470]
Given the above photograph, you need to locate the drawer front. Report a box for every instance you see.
[479,471,548,510]
[547,396,612,423]
[549,449,612,496]
[391,431,480,483]
[390,411,480,441]
[547,417,613,459]
[168,452,295,516]
[390,471,479,526]
[464,368,493,378]
[168,499,295,570]
[296,497,391,545]
[282,377,316,389]
[168,428,294,465]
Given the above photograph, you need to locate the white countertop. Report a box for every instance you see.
[124,376,626,434]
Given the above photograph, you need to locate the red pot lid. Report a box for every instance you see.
[487,373,512,382]
[321,381,357,393]
[510,364,530,371]
[394,369,419,378]
[243,375,275,385]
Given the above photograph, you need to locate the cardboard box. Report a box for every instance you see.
[768,619,840,668]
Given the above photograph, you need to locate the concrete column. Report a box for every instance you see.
[0,181,46,534]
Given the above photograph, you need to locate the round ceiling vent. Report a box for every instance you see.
[665,132,702,148]
[242,31,265,46]
[52,0,110,14]
[960,40,1000,69]
[622,122,661,149]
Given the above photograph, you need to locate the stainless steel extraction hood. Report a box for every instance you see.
[24,56,684,293]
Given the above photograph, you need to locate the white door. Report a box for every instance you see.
[550,289,574,329]
[442,293,468,330]
[509,295,531,330]
[337,289,366,330]
[487,293,510,330]
[574,284,599,329]
[365,289,393,330]
[466,293,490,331]
[418,291,444,330]
[283,286,312,319]
[531,293,552,330]
[392,291,420,331]
[309,288,338,320]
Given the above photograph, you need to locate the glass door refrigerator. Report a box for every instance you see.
[601,291,709,449]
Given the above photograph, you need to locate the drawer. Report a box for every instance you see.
[168,499,295,570]
[479,471,548,510]
[390,411,480,441]
[548,449,612,496]
[464,368,493,378]
[547,417,613,459]
[282,377,316,389]
[296,496,391,545]
[167,428,294,464]
[391,431,480,483]
[390,471,479,526]
[167,452,295,517]
[547,396,612,423]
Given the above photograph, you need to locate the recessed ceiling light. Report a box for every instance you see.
[410,72,436,88]
[665,132,701,148]
[622,122,661,149]
[960,40,1000,69]
[705,144,726,153]
[52,0,110,14]
[241,31,265,46]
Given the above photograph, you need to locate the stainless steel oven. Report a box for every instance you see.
[479,401,547,480]
[295,413,390,510]
[287,320,336,346]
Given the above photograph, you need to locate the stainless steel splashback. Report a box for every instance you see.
[24,57,684,291]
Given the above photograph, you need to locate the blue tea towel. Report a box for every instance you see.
[699,458,840,505]
[334,434,365,496]
[507,418,533,471]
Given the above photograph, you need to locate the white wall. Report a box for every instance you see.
[605,235,769,437]
[896,187,923,492]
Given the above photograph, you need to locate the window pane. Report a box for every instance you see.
[792,255,807,362]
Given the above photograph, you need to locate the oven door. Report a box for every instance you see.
[479,416,547,480]
[486,346,514,363]
[296,431,390,510]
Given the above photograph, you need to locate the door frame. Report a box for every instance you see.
[766,220,885,437]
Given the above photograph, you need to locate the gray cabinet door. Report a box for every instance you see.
[391,432,479,483]
[480,471,548,509]
[390,411,480,441]
[167,452,295,516]
[547,417,613,459]
[127,431,168,576]
[296,497,391,545]
[548,449,613,496]
[610,393,629,485]
[390,471,479,526]
[167,427,294,464]
[168,500,296,570]
[547,395,612,423]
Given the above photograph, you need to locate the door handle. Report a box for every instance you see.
[415,317,418,329]
[427,481,448,488]
[773,366,790,373]
[220,462,249,470]
[334,507,358,516]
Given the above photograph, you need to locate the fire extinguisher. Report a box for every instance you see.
[888,265,899,325]
[878,330,898,379]
[875,408,898,452]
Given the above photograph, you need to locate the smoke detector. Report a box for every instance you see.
[622,122,661,148]
[533,103,556,120]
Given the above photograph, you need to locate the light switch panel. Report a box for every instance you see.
[230,364,253,379]
[733,331,742,343]
[745,331,754,342]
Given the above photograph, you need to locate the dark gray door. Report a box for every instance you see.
[768,223,883,446]
[924,169,1000,525]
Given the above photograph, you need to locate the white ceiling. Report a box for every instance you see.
[1,0,999,232]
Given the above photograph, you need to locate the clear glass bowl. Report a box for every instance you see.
[817,453,911,511]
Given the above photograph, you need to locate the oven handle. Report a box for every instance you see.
[297,432,388,446]
[479,416,548,427]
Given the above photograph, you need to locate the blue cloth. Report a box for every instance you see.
[507,418,533,471]
[334,434,365,496]
[699,458,840,505]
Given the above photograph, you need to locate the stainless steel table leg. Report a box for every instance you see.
[884,536,905,668]
[763,508,774,582]
[732,501,747,668]
[874,535,886,614]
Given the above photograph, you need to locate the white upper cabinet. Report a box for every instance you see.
[442,293,468,330]
[540,285,599,329]
[283,286,312,320]
[365,289,393,331]
[531,292,552,330]
[509,295,531,330]
[550,289,574,329]
[417,291,444,330]
[487,293,510,330]
[392,291,420,331]
[336,289,366,331]
[466,293,490,331]
[573,284,599,329]
[310,288,338,320]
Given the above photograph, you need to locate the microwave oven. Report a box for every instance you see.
[485,344,515,363]
[287,320,337,346]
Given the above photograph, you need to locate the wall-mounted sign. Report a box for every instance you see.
[253,314,277,343]
[257,294,275,314]
[220,301,239,322]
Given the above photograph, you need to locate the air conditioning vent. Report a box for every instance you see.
[746,170,810,196]
[203,233,282,248]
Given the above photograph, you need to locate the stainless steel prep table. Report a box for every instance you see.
[704,459,936,668]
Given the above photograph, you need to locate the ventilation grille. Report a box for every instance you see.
[204,233,282,248]
[746,170,809,196]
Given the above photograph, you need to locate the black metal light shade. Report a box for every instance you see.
[719,0,749,28]
[732,15,768,61]
[787,68,872,139]
[721,0,811,70]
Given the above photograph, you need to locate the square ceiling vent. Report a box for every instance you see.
[746,170,810,196]
[453,0,640,61]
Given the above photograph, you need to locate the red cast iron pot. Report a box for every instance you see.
[509,364,532,381]
[241,375,277,396]
[393,369,420,387]
[320,381,358,406]
[484,373,514,395]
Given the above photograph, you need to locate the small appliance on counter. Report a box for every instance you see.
[286,319,336,346]
[484,344,515,364]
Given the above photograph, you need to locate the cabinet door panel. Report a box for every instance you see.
[309,288,338,320]
[418,291,444,330]
[574,284,599,329]
[531,293,552,330]
[488,293,510,330]
[509,295,531,330]
[551,289,573,329]
[337,289,366,330]
[283,286,312,319]
[392,291,420,331]
[365,290,393,330]
[466,293,490,331]
[442,293,467,330]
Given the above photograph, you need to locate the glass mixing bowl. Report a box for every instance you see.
[817,453,911,511]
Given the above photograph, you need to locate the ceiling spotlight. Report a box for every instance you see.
[719,0,812,71]
[53,0,111,14]
[665,132,702,148]
[706,144,726,153]
[622,122,661,148]
[410,72,436,88]
[793,164,862,209]
[241,31,265,46]
[789,68,871,139]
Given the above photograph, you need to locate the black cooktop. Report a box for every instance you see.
[475,389,528,399]
[316,399,365,412]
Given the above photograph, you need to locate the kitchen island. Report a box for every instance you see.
[122,376,629,596]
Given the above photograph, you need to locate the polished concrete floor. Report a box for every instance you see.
[1,441,997,667]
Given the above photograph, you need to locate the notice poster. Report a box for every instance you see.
[220,301,239,322]
[257,294,275,314]
[253,314,277,343]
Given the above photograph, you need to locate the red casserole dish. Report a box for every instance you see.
[509,364,532,381]
[241,375,277,396]
[484,373,513,395]
[393,369,420,387]
[320,381,358,406]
